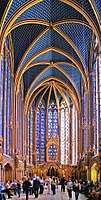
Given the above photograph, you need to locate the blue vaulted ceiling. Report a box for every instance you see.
[15,0,87,22]
[20,29,82,69]
[93,0,101,16]
[3,0,27,24]
[58,23,92,68]
[75,0,100,26]
[23,64,48,95]
[11,24,46,73]
[1,0,100,106]
[58,64,81,92]
[27,66,80,97]
[33,51,72,63]
[0,0,9,20]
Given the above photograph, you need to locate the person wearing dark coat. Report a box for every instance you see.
[33,177,40,198]
[73,180,80,200]
[17,180,21,198]
[23,178,31,200]
[39,177,44,194]
[60,175,66,192]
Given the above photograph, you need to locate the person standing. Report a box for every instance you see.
[73,180,80,200]
[67,178,73,200]
[40,177,44,194]
[17,180,21,198]
[60,175,66,192]
[51,176,56,195]
[1,181,13,199]
[45,176,52,194]
[23,177,31,200]
[29,178,33,195]
[33,176,40,198]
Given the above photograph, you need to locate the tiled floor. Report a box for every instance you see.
[10,186,87,200]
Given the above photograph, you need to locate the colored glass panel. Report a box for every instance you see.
[17,86,23,157]
[60,101,69,164]
[92,61,99,155]
[48,101,58,138]
[99,55,101,150]
[72,104,78,164]
[48,144,58,161]
[36,101,45,164]
[82,91,88,152]
[6,54,10,155]
[0,51,4,137]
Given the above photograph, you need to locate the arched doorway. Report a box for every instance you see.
[47,166,59,177]
[4,163,13,181]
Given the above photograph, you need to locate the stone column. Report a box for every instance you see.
[33,108,37,164]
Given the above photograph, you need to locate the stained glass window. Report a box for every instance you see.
[28,110,30,160]
[48,101,58,138]
[0,50,4,137]
[36,100,46,164]
[48,144,58,161]
[27,102,35,163]
[60,101,69,164]
[3,50,7,154]
[17,84,23,157]
[6,53,11,155]
[2,38,11,155]
[30,105,34,163]
[72,104,78,164]
[92,61,99,155]
[82,90,88,152]
[99,55,101,151]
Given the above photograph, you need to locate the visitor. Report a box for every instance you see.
[60,175,66,192]
[23,177,31,200]
[17,180,21,198]
[73,180,81,200]
[33,176,40,198]
[51,176,56,195]
[29,178,33,195]
[39,176,44,194]
[45,176,52,194]
[11,179,17,195]
[67,178,73,200]
[1,181,13,199]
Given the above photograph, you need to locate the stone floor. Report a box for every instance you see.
[9,186,87,200]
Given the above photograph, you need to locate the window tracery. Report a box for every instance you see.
[72,104,78,164]
[0,38,11,155]
[36,100,46,163]
[60,101,69,164]
[48,144,58,161]
[92,61,99,155]
[48,101,58,138]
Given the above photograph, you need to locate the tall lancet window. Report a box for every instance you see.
[6,52,11,155]
[17,83,23,158]
[36,100,46,163]
[92,61,99,155]
[72,104,78,164]
[82,89,88,152]
[2,39,11,155]
[60,101,69,164]
[28,103,34,164]
[99,55,101,152]
[0,50,4,138]
[48,101,58,138]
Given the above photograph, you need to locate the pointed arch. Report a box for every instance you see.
[15,47,87,93]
